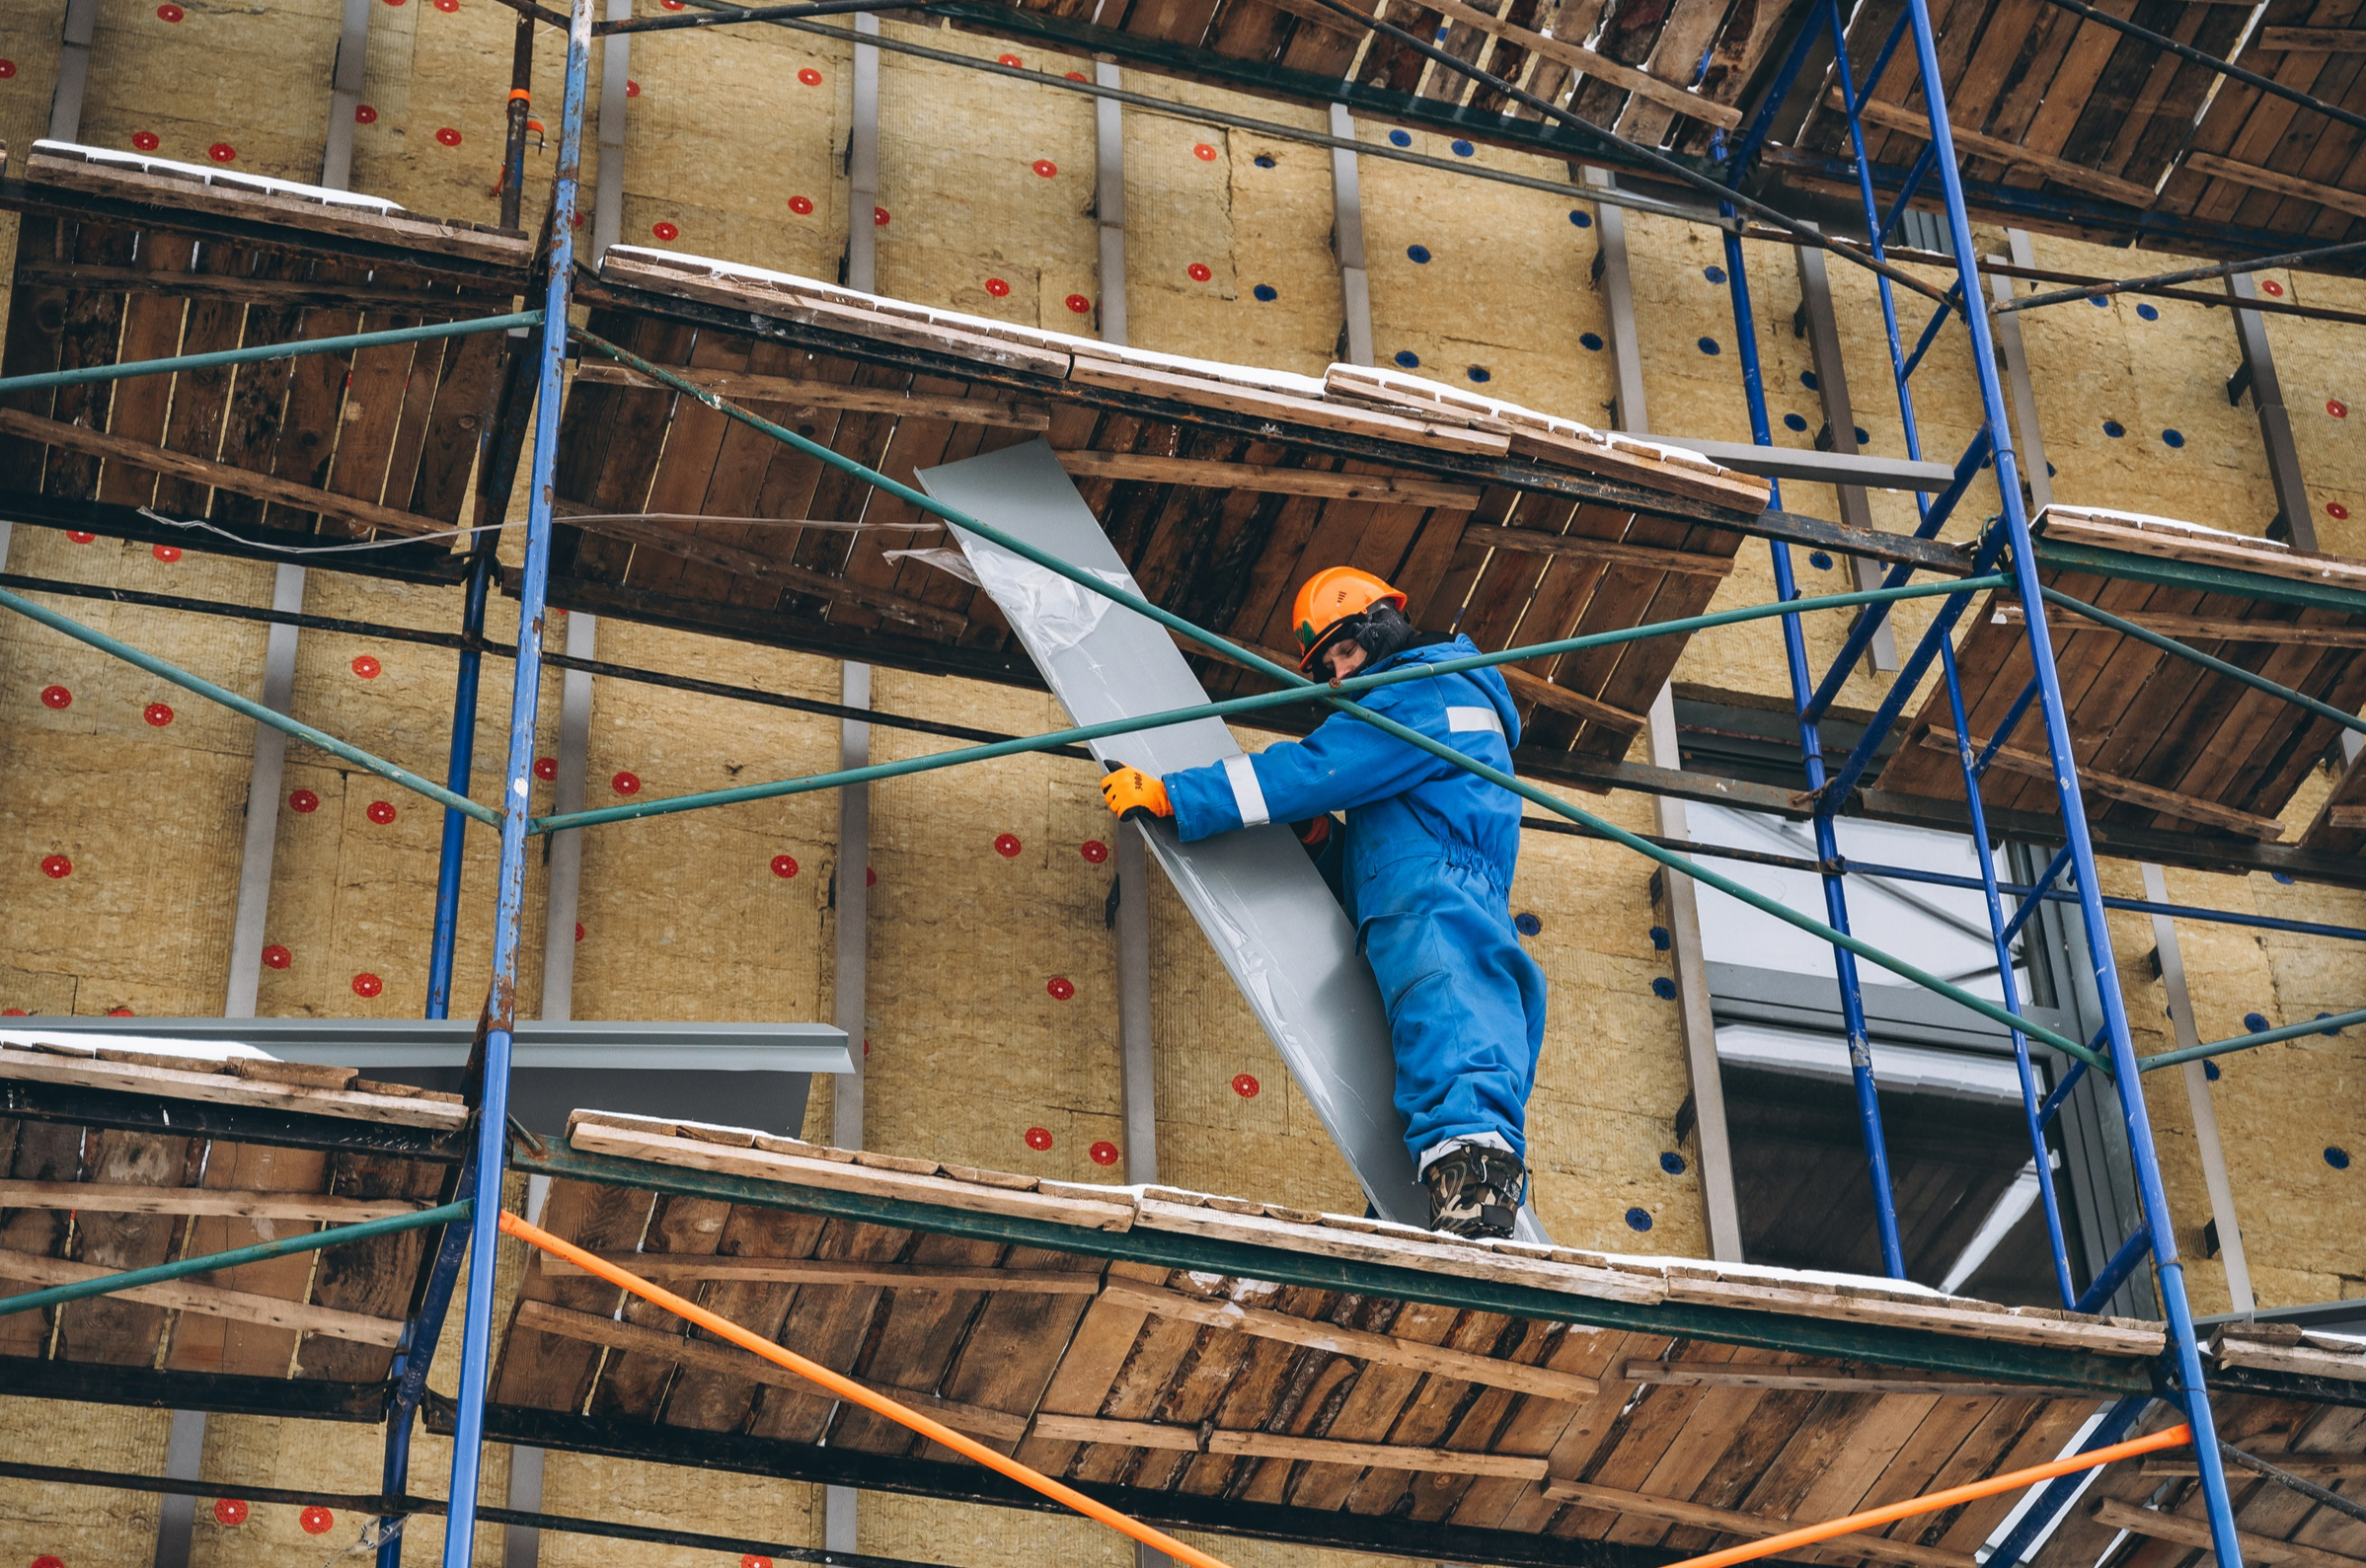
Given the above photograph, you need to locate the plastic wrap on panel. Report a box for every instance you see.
[914,438,1430,1227]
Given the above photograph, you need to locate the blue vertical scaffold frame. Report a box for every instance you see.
[1716,5,2249,1565]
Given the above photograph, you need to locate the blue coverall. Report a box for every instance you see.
[1163,636,1548,1168]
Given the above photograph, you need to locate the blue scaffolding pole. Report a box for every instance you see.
[432,0,593,1558]
[1717,1,2250,1561]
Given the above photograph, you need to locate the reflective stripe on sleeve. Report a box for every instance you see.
[1446,705,1505,737]
[1221,754,1270,827]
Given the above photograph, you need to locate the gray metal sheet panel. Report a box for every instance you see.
[0,1017,853,1075]
[915,438,1427,1226]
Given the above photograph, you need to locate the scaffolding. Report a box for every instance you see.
[3,0,2366,1562]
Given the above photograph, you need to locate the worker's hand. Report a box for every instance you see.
[1100,766,1173,822]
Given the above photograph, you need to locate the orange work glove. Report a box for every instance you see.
[1100,766,1173,822]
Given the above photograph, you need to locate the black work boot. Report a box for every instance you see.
[1422,1144,1527,1239]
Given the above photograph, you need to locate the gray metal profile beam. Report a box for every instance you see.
[846,13,881,294]
[2227,271,2316,551]
[321,0,372,190]
[1587,179,1737,1261]
[539,612,597,1023]
[2141,862,2254,1314]
[47,0,97,142]
[1331,105,1373,367]
[592,0,630,261]
[223,563,306,1019]
[149,1407,203,1568]
[1792,240,1898,673]
[1095,61,1127,348]
[1635,438,1957,491]
[1991,233,2056,514]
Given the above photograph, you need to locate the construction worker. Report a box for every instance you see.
[1100,567,1546,1238]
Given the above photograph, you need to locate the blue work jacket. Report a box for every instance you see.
[1166,636,1524,905]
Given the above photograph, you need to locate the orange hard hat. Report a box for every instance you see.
[1292,566,1407,671]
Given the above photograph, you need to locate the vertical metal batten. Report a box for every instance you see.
[1331,105,1373,367]
[2227,271,2316,551]
[1095,61,1127,348]
[537,612,598,1024]
[149,1407,205,1568]
[1718,224,1905,1279]
[223,563,307,1020]
[1594,183,1737,1257]
[1117,825,1159,1187]
[1890,0,2245,1553]
[322,0,372,189]
[47,0,97,140]
[592,0,629,262]
[1792,238,1899,673]
[426,548,495,1020]
[2143,860,2254,1314]
[828,34,881,1549]
[439,0,592,1554]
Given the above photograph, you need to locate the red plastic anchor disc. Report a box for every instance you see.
[875,206,890,225]
[355,105,377,123]
[611,770,642,795]
[771,855,800,878]
[625,79,641,96]
[131,132,161,150]
[66,530,98,542]
[289,788,320,813]
[39,856,71,879]
[534,756,558,781]
[152,544,182,561]
[351,974,383,999]
[366,800,397,825]
[997,52,1024,65]
[1192,142,1216,161]
[213,1498,250,1527]
[1090,1140,1119,1166]
[798,66,822,85]
[300,1506,336,1534]
[434,127,462,146]
[207,143,236,162]
[789,194,813,214]
[1079,839,1107,863]
[1186,262,1211,282]
[1064,294,1092,314]
[1046,977,1075,1000]
[262,945,291,970]
[574,923,585,942]
[156,3,183,18]
[1031,158,1058,178]
[984,277,1011,297]
[39,686,71,709]
[994,833,1022,858]
[1232,1072,1259,1098]
[651,221,679,241]
[1025,1126,1053,1151]
[350,654,381,679]
[2261,278,2286,297]
[143,703,175,726]
[2330,399,2349,418]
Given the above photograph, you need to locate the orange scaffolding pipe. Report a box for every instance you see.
[1661,1421,2194,1568]
[497,1210,1240,1568]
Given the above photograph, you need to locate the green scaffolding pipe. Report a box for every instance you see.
[2139,1004,2366,1072]
[569,328,2104,1071]
[0,1199,472,1321]
[0,585,501,828]
[2043,586,2366,739]
[533,574,2009,834]
[0,311,544,398]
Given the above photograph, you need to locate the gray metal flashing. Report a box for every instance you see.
[223,562,306,1020]
[1994,233,2055,514]
[846,12,881,294]
[1116,825,1158,1185]
[1584,169,1646,434]
[2,1017,853,1074]
[1793,239,1899,672]
[1642,438,1958,491]
[833,658,871,1148]
[915,438,1426,1228]
[149,1408,204,1568]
